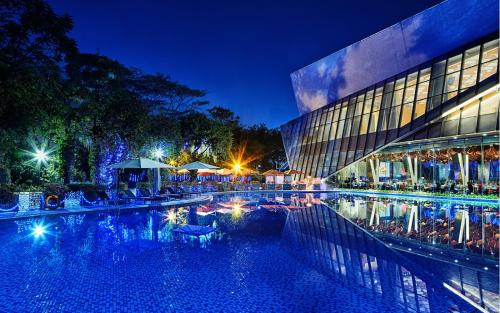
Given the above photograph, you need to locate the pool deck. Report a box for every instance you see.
[0,189,497,221]
[208,189,499,204]
[0,195,212,221]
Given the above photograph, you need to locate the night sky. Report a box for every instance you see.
[48,0,441,128]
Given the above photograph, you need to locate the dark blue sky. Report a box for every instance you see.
[49,0,441,128]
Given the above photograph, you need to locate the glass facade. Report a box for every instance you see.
[281,198,496,312]
[281,37,499,186]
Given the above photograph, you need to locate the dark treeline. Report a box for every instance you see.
[0,0,286,188]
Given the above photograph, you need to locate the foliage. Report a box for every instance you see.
[0,0,286,189]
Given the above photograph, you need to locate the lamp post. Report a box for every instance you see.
[152,148,164,194]
[32,147,50,185]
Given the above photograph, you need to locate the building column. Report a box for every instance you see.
[457,209,470,244]
[406,156,418,186]
[369,201,381,226]
[369,158,380,186]
[407,204,419,234]
[457,153,469,186]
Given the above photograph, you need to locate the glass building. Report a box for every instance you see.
[281,0,499,194]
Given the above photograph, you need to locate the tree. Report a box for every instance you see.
[233,124,286,171]
[0,0,76,184]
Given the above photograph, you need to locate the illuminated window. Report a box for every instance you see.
[482,39,499,62]
[480,60,498,82]
[378,110,389,131]
[369,111,379,133]
[444,71,460,93]
[359,114,370,135]
[460,66,478,89]
[392,88,404,107]
[479,93,499,115]
[419,67,431,82]
[388,106,401,129]
[329,122,338,140]
[336,120,345,139]
[414,100,426,119]
[372,95,382,111]
[363,95,373,113]
[416,80,430,100]
[355,101,364,116]
[395,77,405,90]
[403,85,416,103]
[463,46,480,68]
[406,72,418,86]
[400,103,413,127]
[447,54,462,73]
[479,92,500,132]
[460,99,479,134]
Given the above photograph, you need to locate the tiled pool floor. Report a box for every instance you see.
[0,224,400,312]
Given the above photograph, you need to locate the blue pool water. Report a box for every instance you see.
[0,192,495,312]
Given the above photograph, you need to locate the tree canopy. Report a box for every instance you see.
[0,0,286,188]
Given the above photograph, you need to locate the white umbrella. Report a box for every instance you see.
[108,158,176,193]
[179,161,219,171]
[108,157,176,169]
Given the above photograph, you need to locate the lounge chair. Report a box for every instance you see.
[137,188,168,202]
[116,189,136,204]
[160,187,183,199]
[81,190,102,206]
[0,191,19,213]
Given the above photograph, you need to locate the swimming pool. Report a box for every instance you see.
[0,192,495,312]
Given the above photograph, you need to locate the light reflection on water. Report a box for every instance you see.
[0,192,496,312]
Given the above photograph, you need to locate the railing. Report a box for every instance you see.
[323,194,500,261]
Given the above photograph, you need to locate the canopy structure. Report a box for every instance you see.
[107,158,176,194]
[262,169,283,176]
[179,161,220,171]
[108,157,176,169]
[216,168,233,176]
[284,169,304,175]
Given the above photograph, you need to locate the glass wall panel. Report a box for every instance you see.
[478,92,500,132]
[480,59,498,82]
[360,115,370,135]
[404,84,416,103]
[463,46,480,68]
[482,39,499,62]
[388,106,401,129]
[401,103,413,127]
[461,66,478,89]
[368,111,379,133]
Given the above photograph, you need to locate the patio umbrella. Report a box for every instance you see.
[262,169,283,175]
[179,161,220,171]
[284,169,304,175]
[216,168,233,176]
[108,158,176,169]
[108,158,176,193]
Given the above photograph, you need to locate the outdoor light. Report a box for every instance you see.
[233,162,242,173]
[32,224,46,238]
[153,148,164,159]
[35,149,48,162]
[167,210,176,223]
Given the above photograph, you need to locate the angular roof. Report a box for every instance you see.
[291,0,499,115]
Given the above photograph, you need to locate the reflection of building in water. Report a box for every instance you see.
[320,195,499,311]
[281,203,483,312]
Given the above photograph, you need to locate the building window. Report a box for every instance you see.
[448,55,462,73]
[460,66,478,90]
[360,114,370,135]
[400,103,413,127]
[463,46,480,68]
[478,93,500,132]
[369,111,379,133]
